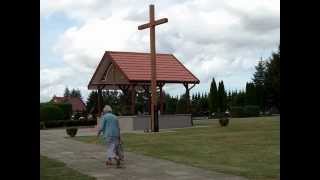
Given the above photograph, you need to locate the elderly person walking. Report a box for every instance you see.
[97,105,121,168]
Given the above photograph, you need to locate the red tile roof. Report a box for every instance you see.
[107,51,199,83]
[52,96,86,112]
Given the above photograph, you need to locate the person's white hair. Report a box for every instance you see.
[103,105,112,113]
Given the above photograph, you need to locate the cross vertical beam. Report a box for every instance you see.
[150,4,156,132]
[138,4,168,132]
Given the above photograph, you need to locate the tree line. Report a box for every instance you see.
[72,44,280,116]
[63,87,83,99]
[160,44,280,115]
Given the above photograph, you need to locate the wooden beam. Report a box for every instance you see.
[188,83,196,91]
[118,85,130,95]
[138,18,168,30]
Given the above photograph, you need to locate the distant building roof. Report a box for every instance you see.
[51,96,86,112]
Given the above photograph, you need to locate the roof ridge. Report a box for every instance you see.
[106,51,172,55]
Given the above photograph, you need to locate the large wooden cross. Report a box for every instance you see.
[138,4,168,132]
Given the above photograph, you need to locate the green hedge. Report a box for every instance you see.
[43,120,97,129]
[230,105,260,117]
[55,103,72,120]
[230,106,246,118]
[42,120,65,128]
[243,105,260,117]
[40,105,64,122]
[40,103,72,121]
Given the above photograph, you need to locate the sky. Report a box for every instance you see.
[40,0,280,103]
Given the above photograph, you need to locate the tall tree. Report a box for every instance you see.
[64,87,70,97]
[176,94,188,114]
[245,82,257,106]
[200,92,208,113]
[252,59,266,111]
[235,90,246,107]
[265,44,280,111]
[208,77,218,113]
[165,95,178,114]
[86,91,98,114]
[253,59,266,86]
[217,81,227,112]
[70,89,82,99]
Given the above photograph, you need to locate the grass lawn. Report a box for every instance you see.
[40,155,95,180]
[73,116,280,180]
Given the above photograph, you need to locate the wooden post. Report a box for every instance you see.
[159,83,164,113]
[138,4,168,132]
[149,5,156,131]
[183,83,190,114]
[143,85,150,115]
[131,85,136,115]
[97,88,102,117]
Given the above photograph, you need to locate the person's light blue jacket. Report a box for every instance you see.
[99,112,120,139]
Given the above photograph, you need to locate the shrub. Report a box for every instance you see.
[244,105,260,117]
[40,102,49,108]
[66,128,78,137]
[230,105,260,117]
[44,120,65,128]
[219,117,229,127]
[43,119,97,129]
[40,105,64,122]
[65,120,77,127]
[230,106,246,118]
[55,103,72,120]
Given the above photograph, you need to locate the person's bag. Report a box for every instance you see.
[117,143,124,161]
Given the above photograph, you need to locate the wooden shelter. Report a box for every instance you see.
[88,51,200,117]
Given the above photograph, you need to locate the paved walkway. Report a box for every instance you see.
[40,129,247,180]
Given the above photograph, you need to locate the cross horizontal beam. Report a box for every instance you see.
[138,18,168,30]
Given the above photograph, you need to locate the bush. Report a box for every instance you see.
[230,105,260,117]
[44,120,65,128]
[244,105,260,117]
[40,102,49,108]
[40,105,64,122]
[66,128,78,137]
[55,103,72,120]
[219,117,229,127]
[230,106,246,118]
[43,119,97,129]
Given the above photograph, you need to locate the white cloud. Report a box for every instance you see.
[41,0,280,101]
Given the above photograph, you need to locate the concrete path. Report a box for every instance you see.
[40,129,247,180]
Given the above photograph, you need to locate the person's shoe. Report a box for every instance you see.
[114,157,121,168]
[116,159,120,168]
[105,160,112,167]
